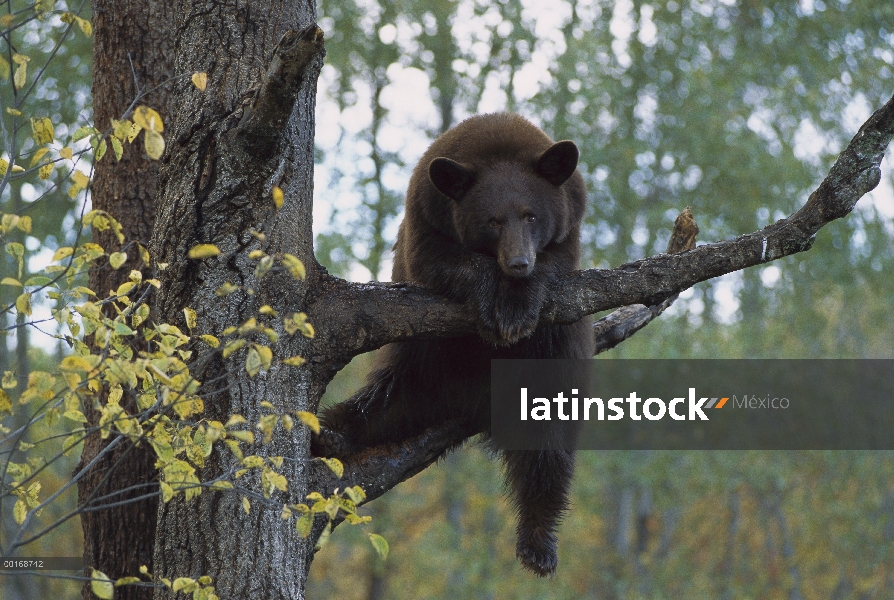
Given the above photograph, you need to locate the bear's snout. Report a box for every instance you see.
[506,255,532,277]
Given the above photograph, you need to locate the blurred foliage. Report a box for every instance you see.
[309,0,894,598]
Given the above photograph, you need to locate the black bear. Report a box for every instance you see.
[313,113,593,576]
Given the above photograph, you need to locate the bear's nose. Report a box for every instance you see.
[507,256,530,275]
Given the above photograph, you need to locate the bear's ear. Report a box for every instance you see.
[535,140,579,186]
[429,158,475,201]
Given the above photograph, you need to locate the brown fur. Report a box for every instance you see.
[313,113,594,576]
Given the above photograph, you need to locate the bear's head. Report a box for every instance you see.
[428,140,580,278]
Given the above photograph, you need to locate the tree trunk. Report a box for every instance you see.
[149,2,323,597]
[79,1,174,598]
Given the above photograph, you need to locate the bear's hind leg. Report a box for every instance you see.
[502,449,576,577]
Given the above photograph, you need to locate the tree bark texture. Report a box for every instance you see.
[80,1,174,598]
[149,3,322,598]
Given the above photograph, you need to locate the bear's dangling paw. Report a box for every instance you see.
[516,527,559,577]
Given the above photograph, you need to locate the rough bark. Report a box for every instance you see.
[149,3,323,598]
[79,1,174,597]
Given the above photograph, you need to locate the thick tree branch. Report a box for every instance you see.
[308,92,894,363]
[236,26,325,155]
[306,95,894,526]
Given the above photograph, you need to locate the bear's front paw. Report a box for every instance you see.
[310,427,354,459]
[516,527,558,577]
[493,307,539,344]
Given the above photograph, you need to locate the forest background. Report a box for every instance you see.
[2,0,894,598]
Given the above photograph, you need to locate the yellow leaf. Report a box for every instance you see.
[68,170,89,198]
[2,371,17,389]
[13,499,27,524]
[63,409,88,423]
[75,15,92,36]
[0,55,8,82]
[245,346,262,376]
[225,414,247,427]
[183,307,197,330]
[272,186,284,209]
[52,246,74,261]
[61,354,98,372]
[320,457,343,478]
[133,105,164,132]
[191,72,208,91]
[108,251,127,269]
[0,389,10,413]
[91,569,114,600]
[242,497,251,514]
[227,430,254,444]
[283,355,306,367]
[15,292,32,316]
[199,334,219,348]
[1,213,19,233]
[222,339,245,359]
[17,216,30,233]
[111,119,141,143]
[296,512,314,537]
[295,411,320,435]
[60,147,73,160]
[38,163,53,180]
[35,0,54,19]
[12,53,28,90]
[144,129,165,160]
[160,481,174,502]
[30,147,50,167]
[110,136,123,161]
[254,344,272,370]
[281,254,306,280]
[216,282,239,296]
[187,244,220,259]
[137,243,151,266]
[1,277,22,287]
[30,117,54,145]
[115,577,141,587]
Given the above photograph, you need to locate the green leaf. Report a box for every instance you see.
[368,534,389,560]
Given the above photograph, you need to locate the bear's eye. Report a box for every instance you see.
[525,214,536,224]
[488,218,500,228]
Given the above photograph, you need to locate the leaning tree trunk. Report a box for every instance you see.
[149,2,324,597]
[79,1,174,598]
